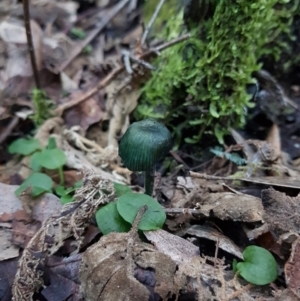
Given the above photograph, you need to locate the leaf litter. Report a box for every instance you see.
[0,0,299,300]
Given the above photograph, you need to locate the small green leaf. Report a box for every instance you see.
[184,137,198,144]
[8,138,41,155]
[236,246,277,285]
[15,172,53,197]
[60,195,74,204]
[96,202,131,235]
[47,137,57,150]
[30,152,42,172]
[37,149,66,169]
[209,103,220,118]
[116,192,166,231]
[74,180,83,189]
[70,27,86,39]
[232,258,238,272]
[83,45,92,54]
[114,183,132,197]
[54,185,67,196]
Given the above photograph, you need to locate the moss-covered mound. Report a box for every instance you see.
[138,0,299,144]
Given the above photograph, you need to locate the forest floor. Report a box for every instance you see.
[0,1,300,300]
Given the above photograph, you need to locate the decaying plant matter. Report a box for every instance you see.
[12,171,115,301]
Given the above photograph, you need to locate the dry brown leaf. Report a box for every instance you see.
[261,188,300,240]
[42,254,83,301]
[105,77,141,147]
[198,192,264,222]
[174,256,276,301]
[285,237,300,299]
[11,218,41,249]
[0,183,25,222]
[52,170,82,187]
[184,225,243,259]
[0,183,62,259]
[64,94,104,130]
[0,258,19,301]
[79,231,177,301]
[0,226,19,261]
[144,229,200,264]
[274,288,300,301]
[0,17,43,79]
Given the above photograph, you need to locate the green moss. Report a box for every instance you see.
[138,0,299,145]
[31,89,53,127]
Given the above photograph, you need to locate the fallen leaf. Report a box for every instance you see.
[0,183,30,223]
[285,237,300,299]
[52,170,83,187]
[198,192,264,222]
[183,225,243,259]
[0,258,19,301]
[0,182,62,252]
[64,94,104,130]
[0,225,19,260]
[0,18,43,79]
[79,231,177,301]
[261,188,300,240]
[274,288,300,301]
[144,229,200,264]
[42,254,83,301]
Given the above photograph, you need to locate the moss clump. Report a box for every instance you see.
[138,0,298,145]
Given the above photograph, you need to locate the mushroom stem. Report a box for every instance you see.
[144,168,155,196]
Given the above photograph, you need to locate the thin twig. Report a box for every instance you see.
[144,33,191,56]
[130,205,148,234]
[0,116,19,144]
[22,0,40,89]
[164,208,204,216]
[54,33,190,115]
[55,0,130,73]
[214,239,220,267]
[141,0,166,46]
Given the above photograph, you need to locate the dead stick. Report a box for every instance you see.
[164,208,204,216]
[141,0,166,45]
[0,116,19,144]
[22,0,40,89]
[54,33,190,115]
[55,0,130,73]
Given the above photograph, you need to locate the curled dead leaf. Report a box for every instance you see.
[261,188,300,240]
[198,192,264,222]
[79,232,177,301]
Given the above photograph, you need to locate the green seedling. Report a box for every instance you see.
[83,45,92,54]
[55,180,83,204]
[30,137,66,185]
[210,146,247,166]
[96,192,166,235]
[15,172,53,197]
[70,27,86,39]
[9,137,42,156]
[119,119,172,196]
[114,182,132,197]
[31,89,54,126]
[9,137,72,202]
[233,246,278,285]
[96,202,131,235]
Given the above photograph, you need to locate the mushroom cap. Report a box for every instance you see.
[119,119,172,171]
